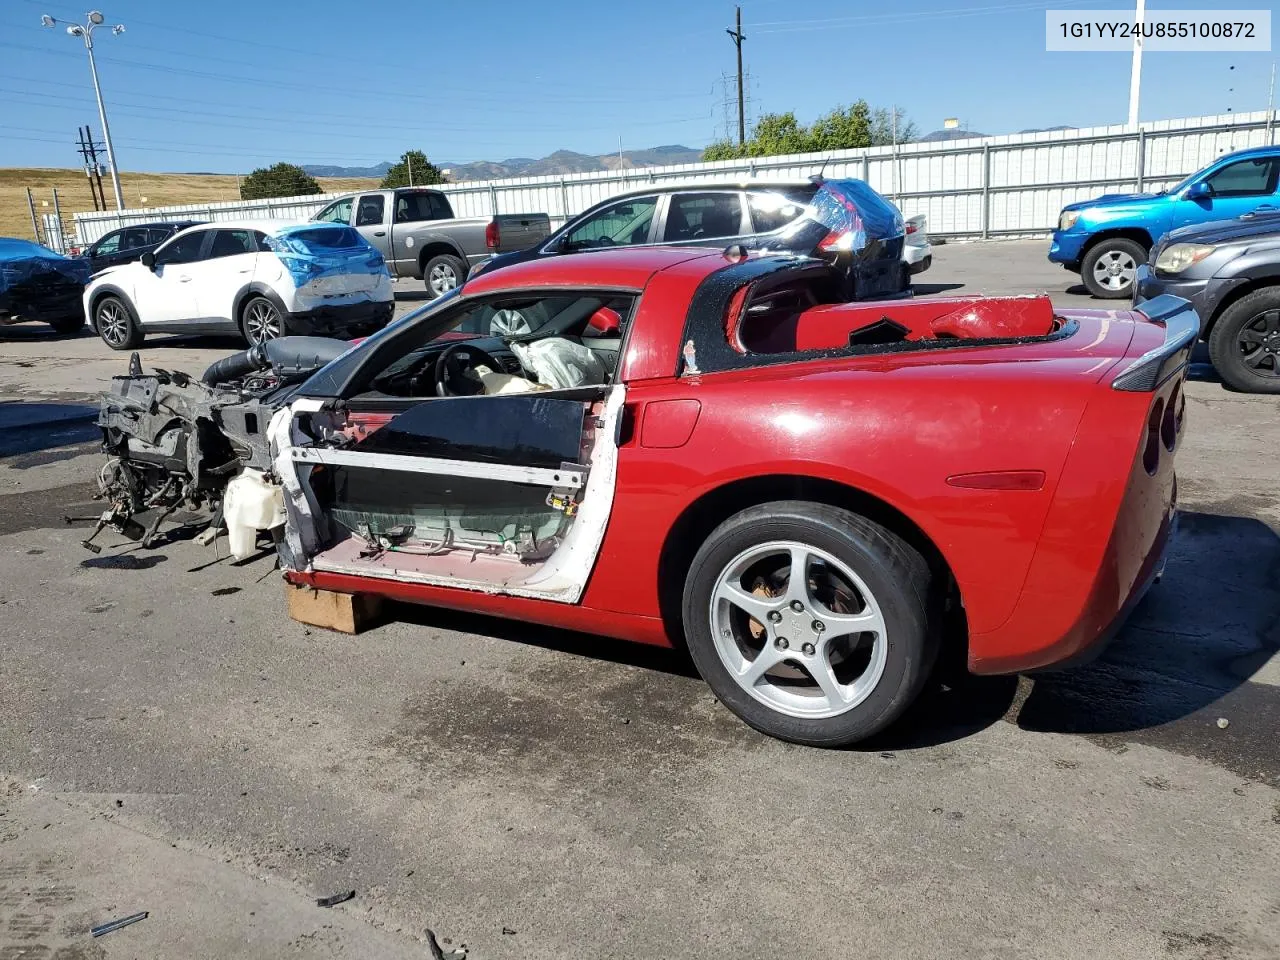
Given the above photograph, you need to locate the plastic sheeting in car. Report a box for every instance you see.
[510,337,609,390]
[0,237,91,296]
[261,223,390,291]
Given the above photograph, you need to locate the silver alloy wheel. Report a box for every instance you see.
[97,299,129,346]
[709,540,888,719]
[428,261,459,296]
[244,299,282,343]
[1092,249,1137,291]
[489,308,531,336]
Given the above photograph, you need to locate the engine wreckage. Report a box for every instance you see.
[88,337,349,557]
[88,337,601,583]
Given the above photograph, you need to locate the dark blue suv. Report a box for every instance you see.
[1050,146,1280,299]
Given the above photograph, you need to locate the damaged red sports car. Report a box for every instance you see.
[268,246,1195,746]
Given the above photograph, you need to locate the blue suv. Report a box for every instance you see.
[1049,146,1280,298]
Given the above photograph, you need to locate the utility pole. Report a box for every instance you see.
[726,6,746,146]
[42,11,127,210]
[76,125,107,211]
[408,153,414,187]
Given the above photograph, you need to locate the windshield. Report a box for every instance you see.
[1167,167,1206,195]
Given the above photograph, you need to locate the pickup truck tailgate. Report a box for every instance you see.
[494,214,551,253]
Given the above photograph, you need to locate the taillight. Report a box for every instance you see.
[819,230,853,252]
[905,222,917,235]
[485,221,500,249]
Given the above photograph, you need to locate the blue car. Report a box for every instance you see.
[1049,145,1280,299]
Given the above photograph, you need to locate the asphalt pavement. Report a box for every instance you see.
[0,240,1277,960]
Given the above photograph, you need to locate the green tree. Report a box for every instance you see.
[239,162,321,200]
[700,103,915,162]
[744,112,811,157]
[380,150,446,188]
[869,107,919,147]
[701,139,742,162]
[808,101,873,152]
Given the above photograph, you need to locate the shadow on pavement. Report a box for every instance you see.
[377,512,1279,773]
[0,401,100,457]
[0,324,91,342]
[1018,511,1280,781]
[390,601,700,679]
[394,290,431,303]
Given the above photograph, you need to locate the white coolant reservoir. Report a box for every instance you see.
[223,469,287,560]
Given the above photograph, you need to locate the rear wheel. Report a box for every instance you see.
[682,501,937,747]
[240,296,284,345]
[424,254,466,299]
[1208,287,1280,394]
[1081,237,1146,299]
[95,295,143,350]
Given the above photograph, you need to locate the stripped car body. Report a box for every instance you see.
[262,244,1198,747]
[252,246,1196,745]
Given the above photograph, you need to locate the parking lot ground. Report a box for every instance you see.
[1,240,1278,959]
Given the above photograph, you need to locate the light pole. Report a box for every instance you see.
[1127,0,1145,128]
[41,11,126,210]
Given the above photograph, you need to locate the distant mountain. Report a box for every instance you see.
[440,144,704,181]
[301,162,393,178]
[1018,125,1078,134]
[918,128,988,142]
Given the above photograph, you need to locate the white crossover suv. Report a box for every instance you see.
[83,220,394,350]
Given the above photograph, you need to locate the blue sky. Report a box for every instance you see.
[2,0,1276,173]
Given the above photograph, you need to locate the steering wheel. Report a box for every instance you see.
[434,342,504,397]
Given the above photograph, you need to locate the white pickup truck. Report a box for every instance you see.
[312,188,550,298]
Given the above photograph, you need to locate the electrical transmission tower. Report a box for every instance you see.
[717,69,753,144]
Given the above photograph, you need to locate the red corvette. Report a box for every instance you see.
[272,246,1196,746]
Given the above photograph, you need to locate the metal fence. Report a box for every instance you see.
[73,109,1277,245]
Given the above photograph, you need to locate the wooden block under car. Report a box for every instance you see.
[284,581,384,634]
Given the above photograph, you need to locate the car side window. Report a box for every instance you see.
[146,227,172,245]
[395,192,433,223]
[208,229,256,259]
[253,231,272,252]
[93,231,122,256]
[562,196,657,249]
[664,193,744,242]
[154,230,209,266]
[118,227,150,251]
[1202,158,1278,197]
[315,198,353,224]
[428,193,453,219]
[748,192,808,233]
[355,195,385,227]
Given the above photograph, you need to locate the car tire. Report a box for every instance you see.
[681,500,937,747]
[240,296,285,345]
[48,313,85,336]
[424,254,466,299]
[94,295,143,350]
[1081,238,1147,299]
[1207,286,1280,394]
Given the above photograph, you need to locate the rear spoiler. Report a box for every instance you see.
[1112,295,1200,392]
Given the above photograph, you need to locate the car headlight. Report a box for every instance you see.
[1058,210,1081,231]
[1155,242,1216,274]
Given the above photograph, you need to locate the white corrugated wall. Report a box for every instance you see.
[73,110,1276,243]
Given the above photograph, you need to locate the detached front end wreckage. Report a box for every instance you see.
[88,337,350,557]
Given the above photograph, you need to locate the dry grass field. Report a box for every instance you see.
[1,168,380,242]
